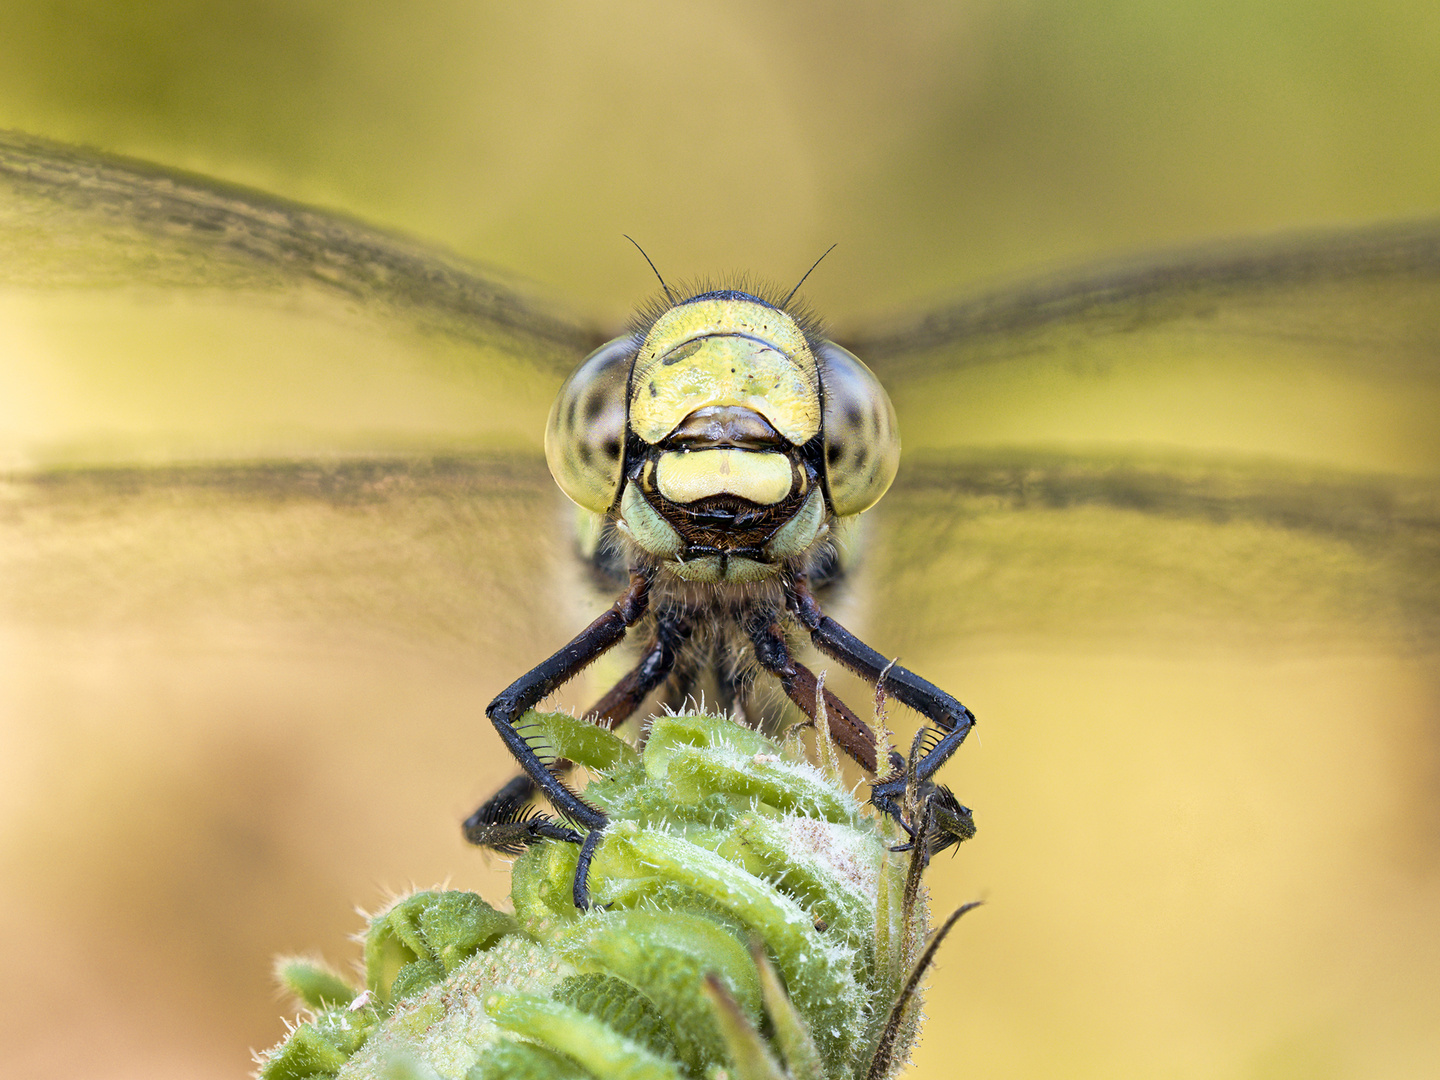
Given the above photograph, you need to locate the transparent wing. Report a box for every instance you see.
[0,137,599,1041]
[834,224,1440,1074]
[0,131,596,468]
[840,223,1440,658]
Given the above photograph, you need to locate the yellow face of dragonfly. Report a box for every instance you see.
[545,290,901,583]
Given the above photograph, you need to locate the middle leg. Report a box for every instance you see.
[744,611,879,773]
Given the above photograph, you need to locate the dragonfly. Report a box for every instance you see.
[3,131,1439,1072]
[463,255,978,909]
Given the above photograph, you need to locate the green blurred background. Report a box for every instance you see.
[1,2,1438,1079]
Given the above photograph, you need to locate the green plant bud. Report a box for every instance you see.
[701,973,788,1080]
[526,709,640,773]
[750,943,825,1080]
[600,826,860,1066]
[261,1005,380,1080]
[729,813,879,975]
[556,908,761,1074]
[466,1038,592,1080]
[551,973,681,1062]
[650,738,854,824]
[365,891,519,1004]
[483,992,685,1080]
[257,712,968,1080]
[277,957,360,1011]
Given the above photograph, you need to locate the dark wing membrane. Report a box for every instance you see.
[840,223,1440,654]
[0,131,598,468]
[0,131,593,702]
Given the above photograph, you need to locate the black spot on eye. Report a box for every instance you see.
[578,445,594,466]
[602,438,621,459]
[584,392,606,423]
[649,381,658,397]
[567,397,579,429]
[827,444,842,466]
[845,406,863,428]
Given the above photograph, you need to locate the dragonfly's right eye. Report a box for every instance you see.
[545,335,636,512]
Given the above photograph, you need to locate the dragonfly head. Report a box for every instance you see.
[545,288,900,582]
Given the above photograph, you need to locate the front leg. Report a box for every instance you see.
[485,566,654,908]
[783,571,977,843]
[462,773,584,854]
[466,607,692,853]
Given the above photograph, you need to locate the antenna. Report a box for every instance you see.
[623,235,675,305]
[781,243,837,308]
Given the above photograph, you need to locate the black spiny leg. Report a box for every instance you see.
[484,566,654,909]
[880,734,977,863]
[783,571,977,848]
[464,607,693,855]
[462,774,583,854]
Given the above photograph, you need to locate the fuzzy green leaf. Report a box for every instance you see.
[277,957,359,1011]
[484,993,686,1080]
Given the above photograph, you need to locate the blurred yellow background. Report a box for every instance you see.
[1,3,1437,1079]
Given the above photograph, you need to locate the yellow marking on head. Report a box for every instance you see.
[655,449,793,505]
[629,298,820,446]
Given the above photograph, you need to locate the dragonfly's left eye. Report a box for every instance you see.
[545,335,636,512]
[817,341,900,516]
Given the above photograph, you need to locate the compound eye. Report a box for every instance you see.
[545,335,636,512]
[817,340,900,516]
